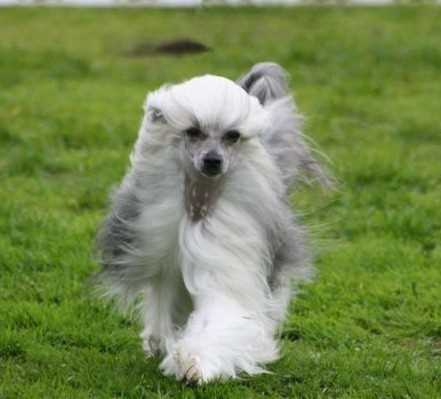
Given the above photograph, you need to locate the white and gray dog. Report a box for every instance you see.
[96,62,330,384]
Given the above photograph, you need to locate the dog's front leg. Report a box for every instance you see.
[141,269,193,358]
[160,291,279,384]
[140,282,173,357]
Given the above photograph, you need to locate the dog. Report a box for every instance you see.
[95,62,330,384]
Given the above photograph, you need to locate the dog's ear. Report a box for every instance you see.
[147,106,166,124]
[237,62,289,105]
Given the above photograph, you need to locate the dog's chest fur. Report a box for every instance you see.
[184,175,223,222]
[137,172,225,268]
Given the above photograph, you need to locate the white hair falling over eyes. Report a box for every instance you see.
[144,75,269,135]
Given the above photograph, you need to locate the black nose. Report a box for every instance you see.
[202,151,223,176]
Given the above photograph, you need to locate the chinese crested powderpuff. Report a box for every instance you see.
[95,63,331,384]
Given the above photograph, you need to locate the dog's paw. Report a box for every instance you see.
[161,347,205,384]
[141,335,160,358]
[174,350,203,385]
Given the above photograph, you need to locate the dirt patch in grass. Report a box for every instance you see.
[125,38,210,57]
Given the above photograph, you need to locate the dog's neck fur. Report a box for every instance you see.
[184,174,224,222]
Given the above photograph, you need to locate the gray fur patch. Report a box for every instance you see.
[268,221,312,291]
[97,179,140,264]
[94,174,149,305]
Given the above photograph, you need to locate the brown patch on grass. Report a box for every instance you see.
[125,39,210,57]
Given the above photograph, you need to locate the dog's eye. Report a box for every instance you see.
[223,130,241,144]
[185,127,203,140]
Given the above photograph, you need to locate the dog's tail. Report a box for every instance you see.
[237,62,289,105]
[238,62,334,189]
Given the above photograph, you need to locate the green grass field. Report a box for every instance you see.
[1,6,441,398]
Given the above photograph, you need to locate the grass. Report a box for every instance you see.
[1,6,441,398]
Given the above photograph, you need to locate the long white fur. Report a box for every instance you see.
[96,63,329,383]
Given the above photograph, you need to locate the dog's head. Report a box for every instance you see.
[140,75,269,179]
[135,65,331,190]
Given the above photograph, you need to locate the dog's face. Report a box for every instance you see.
[142,75,269,180]
[182,125,242,178]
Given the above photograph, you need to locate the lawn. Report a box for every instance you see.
[1,6,441,398]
